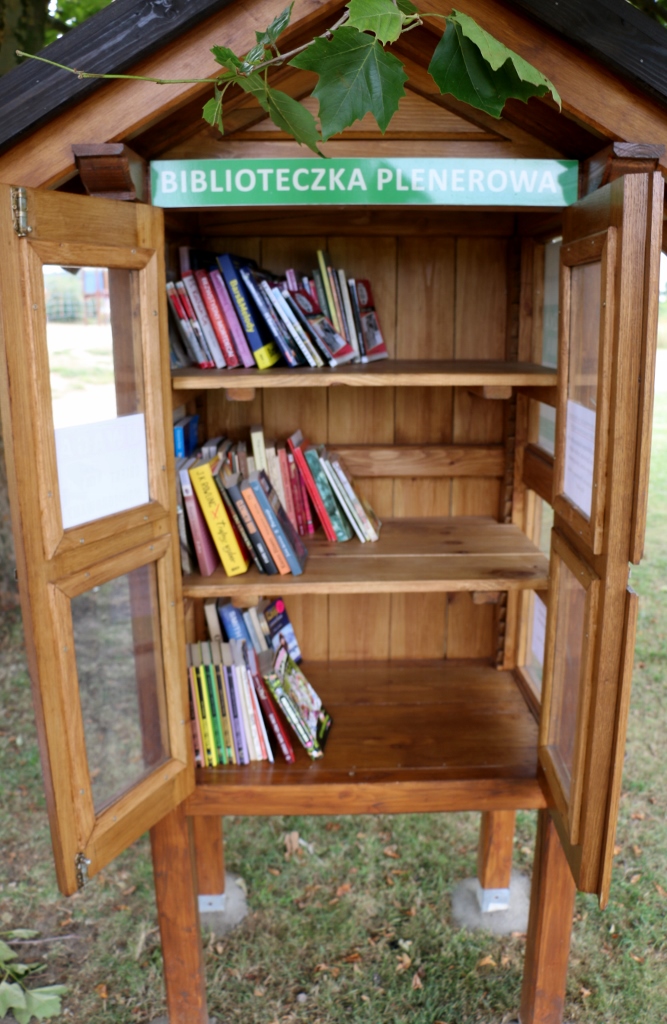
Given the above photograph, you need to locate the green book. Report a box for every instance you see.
[303,446,353,542]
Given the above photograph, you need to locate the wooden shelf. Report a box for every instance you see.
[172,359,557,392]
[181,517,550,600]
[186,660,547,817]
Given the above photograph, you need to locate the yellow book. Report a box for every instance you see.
[189,461,250,577]
[316,250,341,333]
[188,645,217,767]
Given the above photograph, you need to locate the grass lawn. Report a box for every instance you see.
[2,397,667,1023]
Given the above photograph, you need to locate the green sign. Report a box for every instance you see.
[150,158,578,208]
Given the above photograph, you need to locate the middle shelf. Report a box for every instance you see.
[181,516,550,599]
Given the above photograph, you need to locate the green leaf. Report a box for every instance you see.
[346,0,404,44]
[13,986,67,1023]
[428,10,561,118]
[0,939,17,962]
[396,0,419,13]
[235,72,270,112]
[202,84,224,134]
[210,45,241,70]
[290,26,407,139]
[0,981,27,1016]
[5,931,39,941]
[243,42,268,67]
[265,88,322,155]
[255,3,293,48]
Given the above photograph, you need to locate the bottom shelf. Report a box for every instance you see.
[186,660,547,817]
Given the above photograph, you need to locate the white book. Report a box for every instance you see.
[337,268,361,359]
[181,273,226,369]
[331,457,380,542]
[272,286,324,367]
[204,598,223,642]
[320,454,367,542]
[250,424,268,473]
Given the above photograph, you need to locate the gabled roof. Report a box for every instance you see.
[0,0,665,168]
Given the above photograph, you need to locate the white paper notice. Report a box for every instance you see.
[55,413,150,529]
[531,595,547,667]
[563,399,596,517]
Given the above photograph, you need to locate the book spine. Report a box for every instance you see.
[250,424,268,473]
[252,278,304,367]
[331,457,379,541]
[247,476,304,576]
[347,279,367,359]
[311,267,329,318]
[225,479,278,575]
[235,665,258,760]
[175,470,195,575]
[217,602,253,644]
[204,598,223,642]
[209,269,256,368]
[240,481,291,575]
[166,282,202,367]
[195,663,219,766]
[194,269,239,367]
[287,452,306,535]
[268,287,320,367]
[338,268,360,358]
[306,447,353,542]
[257,471,308,572]
[327,266,348,341]
[221,667,239,763]
[264,674,314,753]
[300,475,315,535]
[288,437,337,541]
[277,447,297,531]
[182,271,226,368]
[179,468,220,576]
[214,664,236,763]
[285,268,299,292]
[187,666,205,767]
[252,673,296,762]
[249,676,273,763]
[189,463,250,576]
[316,251,339,331]
[170,281,212,367]
[226,667,249,764]
[320,455,367,542]
[217,254,280,369]
[240,268,298,367]
[203,663,227,764]
[240,665,265,759]
[215,477,264,574]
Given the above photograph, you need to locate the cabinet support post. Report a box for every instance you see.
[476,810,515,911]
[151,804,208,1024]
[193,815,226,905]
[520,811,575,1024]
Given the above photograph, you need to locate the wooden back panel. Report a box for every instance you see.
[177,216,511,660]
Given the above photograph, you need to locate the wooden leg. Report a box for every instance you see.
[520,811,576,1024]
[151,804,208,1024]
[476,809,515,911]
[192,815,225,896]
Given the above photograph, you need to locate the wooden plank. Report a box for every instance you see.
[467,384,512,400]
[516,385,558,407]
[477,810,516,890]
[151,805,208,1024]
[332,445,504,478]
[192,815,225,896]
[523,444,554,504]
[172,360,559,390]
[195,209,517,239]
[520,810,576,1024]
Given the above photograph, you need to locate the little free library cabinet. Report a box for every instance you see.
[1,1,666,1021]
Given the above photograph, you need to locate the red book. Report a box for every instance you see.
[287,430,336,541]
[194,269,240,367]
[278,444,298,532]
[250,670,295,763]
[178,465,220,576]
[209,269,256,368]
[301,477,315,535]
[287,451,305,536]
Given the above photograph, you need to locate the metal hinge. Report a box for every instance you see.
[75,852,91,890]
[10,187,32,237]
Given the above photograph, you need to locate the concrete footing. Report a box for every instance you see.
[451,870,530,935]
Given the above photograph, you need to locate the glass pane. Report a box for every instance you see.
[526,593,548,696]
[44,266,150,528]
[548,559,587,796]
[538,403,556,456]
[72,563,169,811]
[563,261,601,517]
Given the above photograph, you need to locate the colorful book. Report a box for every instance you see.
[194,269,239,367]
[181,271,226,368]
[251,670,295,763]
[175,458,195,575]
[330,455,381,541]
[214,472,265,574]
[186,648,205,768]
[223,473,278,575]
[189,461,250,577]
[240,267,301,367]
[355,278,389,362]
[166,281,208,367]
[175,281,214,368]
[217,601,254,645]
[216,254,281,369]
[240,477,291,575]
[274,642,332,754]
[316,250,340,333]
[200,641,227,765]
[179,463,220,576]
[319,452,367,543]
[189,645,218,766]
[258,597,302,662]
[277,444,298,532]
[287,429,337,541]
[209,269,256,368]
[302,445,353,542]
[256,470,308,574]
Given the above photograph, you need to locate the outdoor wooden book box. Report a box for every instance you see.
[0,0,666,1021]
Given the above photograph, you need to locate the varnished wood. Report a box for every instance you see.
[523,444,554,504]
[187,660,546,815]
[516,385,558,407]
[583,142,665,196]
[520,810,575,1024]
[477,810,516,890]
[192,816,225,896]
[182,517,549,599]
[72,143,147,202]
[151,805,208,1024]
[226,387,256,402]
[467,384,512,400]
[331,445,505,478]
[172,360,557,391]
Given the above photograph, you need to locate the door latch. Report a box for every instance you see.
[10,187,32,237]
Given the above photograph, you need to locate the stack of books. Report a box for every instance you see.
[167,246,388,371]
[175,423,381,579]
[187,597,331,766]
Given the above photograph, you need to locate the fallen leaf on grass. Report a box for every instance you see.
[361,994,370,1002]
[630,874,642,885]
[326,822,341,832]
[411,972,423,990]
[314,964,330,973]
[613,845,622,856]
[122,885,137,896]
[632,844,642,857]
[403,906,417,917]
[59,917,73,928]
[342,951,363,963]
[268,867,281,876]
[253,986,265,997]
[385,875,395,887]
[655,883,667,899]
[630,954,645,964]
[477,955,496,970]
[383,845,400,859]
[396,952,412,973]
[328,897,339,905]
[215,942,224,954]
[95,984,108,1000]
[631,812,646,821]
[511,931,527,940]
[336,882,352,897]
[580,987,591,999]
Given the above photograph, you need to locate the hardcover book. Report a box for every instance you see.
[216,253,281,369]
[304,446,353,542]
[189,461,250,577]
